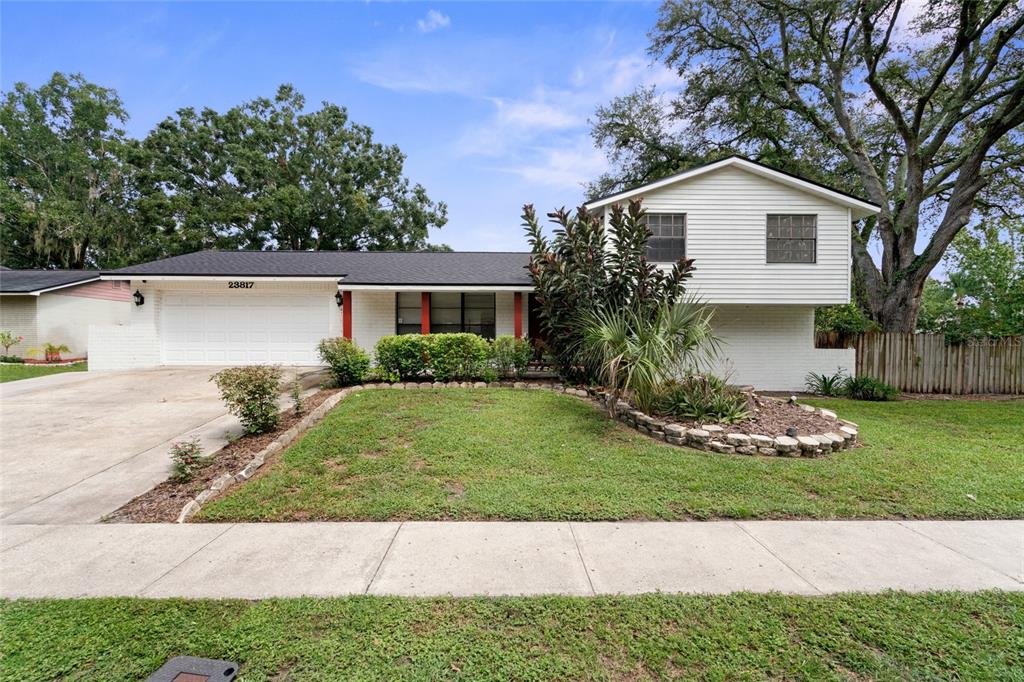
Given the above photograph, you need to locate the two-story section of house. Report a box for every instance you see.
[584,156,881,390]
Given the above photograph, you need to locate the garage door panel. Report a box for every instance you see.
[161,291,330,365]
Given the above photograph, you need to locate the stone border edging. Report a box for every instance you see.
[175,379,860,521]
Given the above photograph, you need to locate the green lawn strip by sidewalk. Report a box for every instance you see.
[197,389,1023,522]
[2,592,1020,681]
[0,362,86,383]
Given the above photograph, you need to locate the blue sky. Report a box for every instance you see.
[2,1,672,252]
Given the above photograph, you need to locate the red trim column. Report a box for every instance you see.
[421,292,431,334]
[513,292,523,338]
[342,291,353,340]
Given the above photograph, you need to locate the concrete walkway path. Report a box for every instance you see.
[1,520,1020,598]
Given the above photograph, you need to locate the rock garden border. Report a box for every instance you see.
[175,379,860,522]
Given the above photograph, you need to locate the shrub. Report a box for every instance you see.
[374,334,429,380]
[844,375,898,401]
[805,368,849,396]
[0,331,23,355]
[0,355,24,363]
[211,365,283,434]
[490,335,533,378]
[317,337,370,386]
[578,300,718,415]
[655,373,750,424]
[28,342,70,362]
[524,199,696,383]
[290,379,304,415]
[427,333,491,381]
[170,437,208,483]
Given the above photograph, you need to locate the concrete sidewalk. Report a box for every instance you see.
[1,520,1020,599]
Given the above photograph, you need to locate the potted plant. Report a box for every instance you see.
[28,342,71,363]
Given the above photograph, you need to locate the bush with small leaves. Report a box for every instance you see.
[211,365,283,434]
[170,437,208,483]
[427,333,491,381]
[374,335,429,380]
[490,335,533,378]
[317,337,370,386]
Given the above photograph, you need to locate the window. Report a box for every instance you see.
[400,292,497,338]
[395,292,422,335]
[462,293,496,338]
[767,214,817,263]
[645,213,686,262]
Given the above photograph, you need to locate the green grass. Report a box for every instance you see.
[0,362,86,383]
[2,593,1021,681]
[198,389,1023,522]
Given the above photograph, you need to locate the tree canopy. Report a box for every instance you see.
[1,75,448,269]
[591,0,1024,331]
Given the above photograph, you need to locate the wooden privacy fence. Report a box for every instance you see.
[815,332,1024,395]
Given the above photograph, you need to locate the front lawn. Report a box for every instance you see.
[2,592,1021,681]
[0,362,86,383]
[198,389,1023,521]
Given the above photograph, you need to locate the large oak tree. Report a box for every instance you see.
[591,0,1023,331]
[139,85,447,254]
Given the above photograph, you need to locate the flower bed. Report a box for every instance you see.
[600,390,859,456]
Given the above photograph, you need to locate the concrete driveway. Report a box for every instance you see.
[0,367,240,524]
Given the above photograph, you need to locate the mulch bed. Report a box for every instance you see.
[659,394,842,438]
[105,389,339,523]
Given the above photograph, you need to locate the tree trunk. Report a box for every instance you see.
[872,275,926,332]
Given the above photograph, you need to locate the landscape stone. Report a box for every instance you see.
[818,408,838,419]
[749,434,774,448]
[773,436,799,453]
[708,441,735,454]
[687,428,711,443]
[757,447,777,456]
[666,436,686,446]
[703,425,725,435]
[725,433,751,447]
[664,424,686,437]
[736,445,758,456]
[796,436,820,452]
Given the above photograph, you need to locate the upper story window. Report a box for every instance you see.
[766,214,817,263]
[645,213,686,263]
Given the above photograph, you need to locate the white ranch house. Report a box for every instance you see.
[89,156,880,390]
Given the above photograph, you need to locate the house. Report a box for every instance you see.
[91,156,880,390]
[0,269,132,359]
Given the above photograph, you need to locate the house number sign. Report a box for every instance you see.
[227,281,255,289]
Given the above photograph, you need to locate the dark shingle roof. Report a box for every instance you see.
[106,251,533,286]
[0,270,100,293]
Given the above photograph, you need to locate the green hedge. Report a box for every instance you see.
[372,334,532,381]
[317,337,371,386]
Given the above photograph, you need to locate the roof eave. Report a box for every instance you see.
[583,156,881,217]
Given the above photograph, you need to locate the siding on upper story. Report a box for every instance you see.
[600,164,852,305]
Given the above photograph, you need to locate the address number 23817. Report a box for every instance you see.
[227,281,254,289]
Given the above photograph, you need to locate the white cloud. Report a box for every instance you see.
[417,9,451,34]
[501,138,609,190]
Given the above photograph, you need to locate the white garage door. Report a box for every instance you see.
[161,292,330,365]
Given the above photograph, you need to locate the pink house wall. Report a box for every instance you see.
[55,279,132,302]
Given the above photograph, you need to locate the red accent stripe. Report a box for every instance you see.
[342,291,352,340]
[421,292,431,334]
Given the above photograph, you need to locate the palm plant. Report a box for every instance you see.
[578,298,719,416]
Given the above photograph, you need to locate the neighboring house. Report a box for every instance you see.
[0,270,132,359]
[92,157,880,390]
